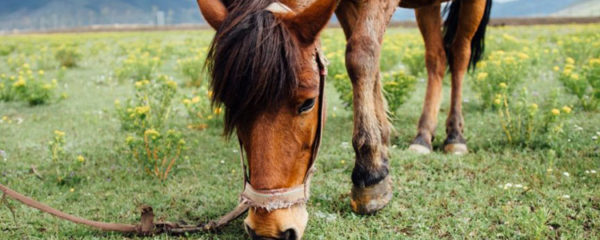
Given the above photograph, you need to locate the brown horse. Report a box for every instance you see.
[196,0,491,239]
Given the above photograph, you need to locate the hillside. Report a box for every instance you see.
[0,0,596,31]
[392,0,581,21]
[0,0,202,31]
[552,0,600,17]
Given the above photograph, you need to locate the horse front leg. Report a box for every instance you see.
[336,0,400,215]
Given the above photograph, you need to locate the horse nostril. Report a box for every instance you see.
[282,228,297,240]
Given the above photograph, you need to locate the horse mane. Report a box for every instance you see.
[206,0,299,137]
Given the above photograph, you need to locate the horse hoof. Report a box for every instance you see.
[350,176,393,215]
[408,144,431,154]
[444,143,468,155]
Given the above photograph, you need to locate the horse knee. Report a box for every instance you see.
[425,47,446,77]
[345,35,379,83]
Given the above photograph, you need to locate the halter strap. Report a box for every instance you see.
[237,48,327,211]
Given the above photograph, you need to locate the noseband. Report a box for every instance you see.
[239,48,327,211]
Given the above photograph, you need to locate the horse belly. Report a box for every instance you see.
[399,0,449,9]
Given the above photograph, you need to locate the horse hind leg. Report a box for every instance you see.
[336,0,400,215]
[408,4,446,154]
[444,0,489,154]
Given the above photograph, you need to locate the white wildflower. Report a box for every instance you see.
[563,172,570,177]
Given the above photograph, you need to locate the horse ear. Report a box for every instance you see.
[196,0,228,30]
[273,0,337,44]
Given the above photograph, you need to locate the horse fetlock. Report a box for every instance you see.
[351,154,389,188]
[350,175,393,215]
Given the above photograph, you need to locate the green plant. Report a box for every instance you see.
[382,71,416,115]
[182,88,222,130]
[331,73,353,110]
[115,74,185,180]
[177,48,206,87]
[46,130,86,185]
[48,130,66,163]
[54,44,81,68]
[557,33,600,64]
[331,71,415,114]
[471,50,531,110]
[115,51,162,81]
[495,88,572,149]
[401,46,426,77]
[557,58,600,111]
[0,43,15,56]
[4,64,57,105]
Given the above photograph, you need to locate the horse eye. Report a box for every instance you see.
[298,98,316,114]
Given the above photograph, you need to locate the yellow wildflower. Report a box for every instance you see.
[166,80,177,89]
[135,106,150,115]
[182,99,191,105]
[566,57,575,64]
[517,53,529,60]
[530,103,538,111]
[191,96,201,103]
[494,98,502,105]
[477,61,487,68]
[77,155,85,162]
[125,136,134,144]
[561,106,571,114]
[476,72,488,81]
[551,109,560,116]
[69,188,75,193]
[214,107,222,115]
[571,73,580,80]
[144,128,160,138]
[13,78,26,87]
[38,70,45,75]
[114,99,121,106]
[553,66,560,72]
[54,130,65,137]
[499,82,507,89]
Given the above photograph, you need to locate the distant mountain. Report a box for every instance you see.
[552,0,600,17]
[392,0,585,21]
[0,0,203,31]
[0,0,597,32]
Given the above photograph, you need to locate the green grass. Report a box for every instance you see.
[1,27,599,239]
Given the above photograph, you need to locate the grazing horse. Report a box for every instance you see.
[196,0,491,239]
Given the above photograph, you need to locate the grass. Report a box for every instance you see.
[1,26,599,239]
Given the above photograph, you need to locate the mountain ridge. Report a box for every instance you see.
[1,0,597,31]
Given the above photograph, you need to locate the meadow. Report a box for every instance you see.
[0,24,599,239]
